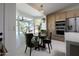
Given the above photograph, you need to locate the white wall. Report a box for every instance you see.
[0,4,3,33]
[5,3,16,56]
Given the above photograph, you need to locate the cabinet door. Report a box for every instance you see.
[67,11,75,18]
[76,17,79,32]
[56,13,60,21]
[60,12,66,20]
[75,10,79,17]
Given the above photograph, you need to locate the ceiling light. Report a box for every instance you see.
[40,4,44,14]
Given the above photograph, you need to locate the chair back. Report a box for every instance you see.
[0,32,3,42]
[49,32,52,40]
[38,32,41,38]
[0,32,2,36]
[25,33,33,47]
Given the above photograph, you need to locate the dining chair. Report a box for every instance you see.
[24,33,34,56]
[43,32,52,53]
[0,34,8,56]
[24,33,39,56]
[0,32,2,35]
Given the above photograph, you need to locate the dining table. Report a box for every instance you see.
[32,33,48,50]
[39,35,47,48]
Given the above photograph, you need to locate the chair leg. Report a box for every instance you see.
[4,47,8,53]
[48,43,50,53]
[41,39,43,45]
[50,43,52,49]
[25,45,27,53]
[30,47,32,56]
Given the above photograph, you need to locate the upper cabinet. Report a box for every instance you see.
[56,13,60,21]
[75,10,79,17]
[60,12,66,20]
[66,10,75,18]
[56,12,66,21]
[66,10,79,18]
[55,10,79,19]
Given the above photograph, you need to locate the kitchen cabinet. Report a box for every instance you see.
[67,11,75,18]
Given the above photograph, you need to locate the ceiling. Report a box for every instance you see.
[16,3,44,19]
[28,3,75,15]
[16,3,77,19]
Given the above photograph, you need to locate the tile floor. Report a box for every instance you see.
[16,33,66,56]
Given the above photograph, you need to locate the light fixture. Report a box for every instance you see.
[40,4,46,21]
[40,4,44,14]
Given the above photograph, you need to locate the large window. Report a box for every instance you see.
[34,18,46,34]
[16,16,34,33]
[16,16,47,34]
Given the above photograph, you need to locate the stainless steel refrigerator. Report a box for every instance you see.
[66,17,79,32]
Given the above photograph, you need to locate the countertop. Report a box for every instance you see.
[65,32,79,43]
